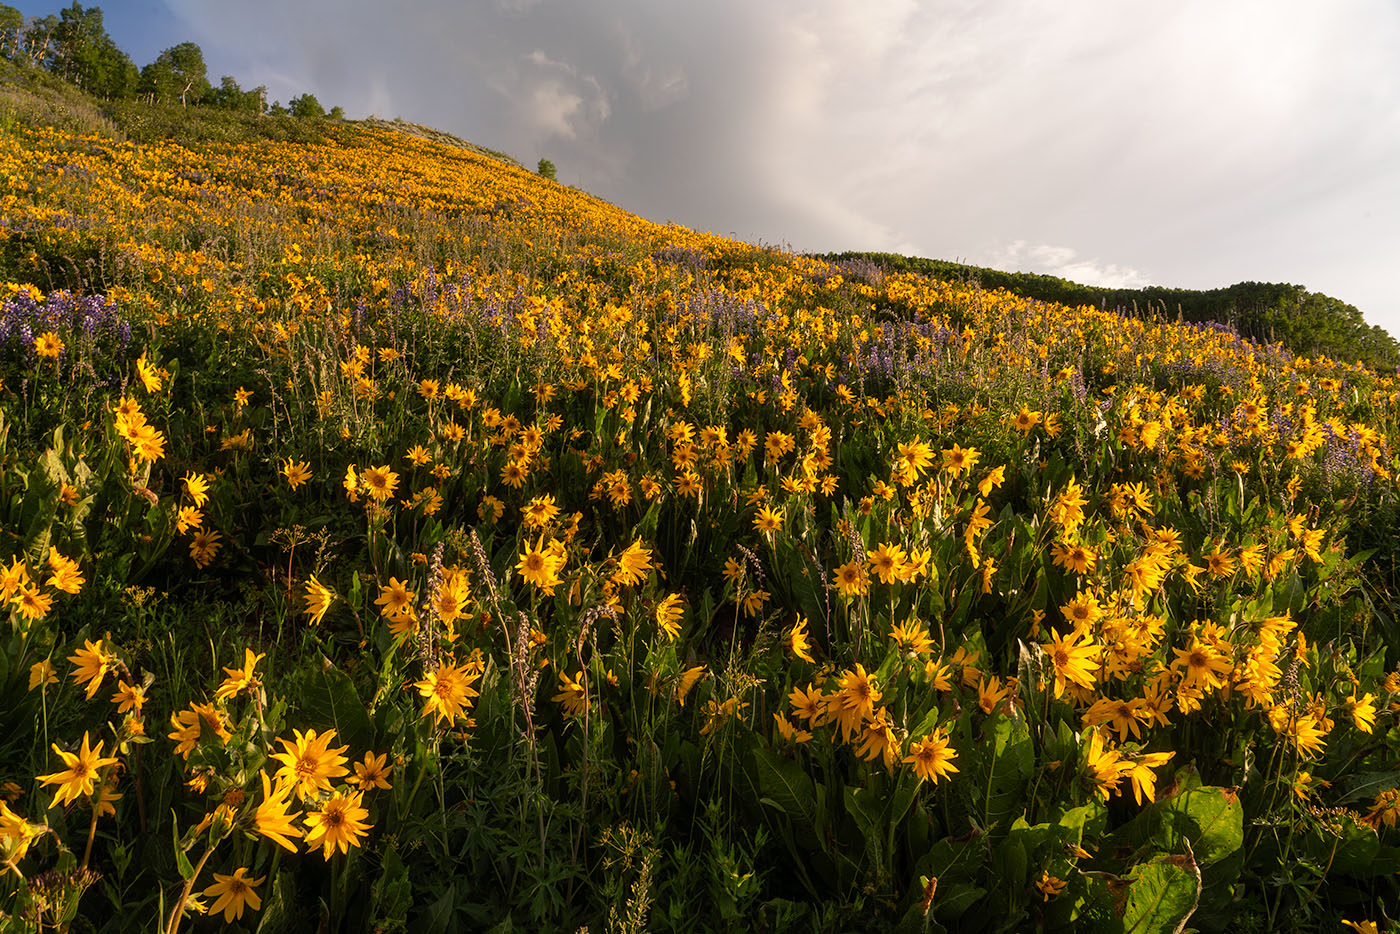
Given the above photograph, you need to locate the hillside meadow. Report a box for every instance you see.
[1,84,1400,932]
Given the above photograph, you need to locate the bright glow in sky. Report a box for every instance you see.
[18,0,1400,334]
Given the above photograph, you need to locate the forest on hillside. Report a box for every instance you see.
[0,0,336,116]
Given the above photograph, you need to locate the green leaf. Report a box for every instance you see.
[19,461,58,560]
[846,784,882,840]
[888,767,921,833]
[253,869,299,934]
[844,782,893,873]
[971,710,1034,835]
[1156,784,1242,868]
[1333,770,1400,807]
[422,883,456,933]
[931,882,987,924]
[1004,816,1058,863]
[919,833,985,889]
[777,535,829,634]
[946,580,980,636]
[752,745,818,840]
[172,815,194,880]
[298,657,375,751]
[1370,843,1400,877]
[1120,850,1200,934]
[371,847,413,926]
[990,834,1028,894]
[1055,802,1106,843]
[1274,569,1306,616]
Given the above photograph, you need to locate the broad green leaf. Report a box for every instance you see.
[990,834,1028,893]
[920,833,986,887]
[298,657,375,752]
[932,882,987,924]
[846,784,887,867]
[1120,851,1200,934]
[777,535,829,632]
[1157,784,1242,868]
[253,870,299,934]
[752,745,818,838]
[371,847,413,927]
[422,883,456,934]
[888,767,921,832]
[969,710,1034,835]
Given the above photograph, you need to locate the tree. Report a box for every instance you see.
[266,99,287,116]
[19,14,57,69]
[210,76,263,113]
[136,61,165,102]
[0,4,23,61]
[140,41,209,106]
[108,49,137,98]
[537,158,557,181]
[328,105,344,120]
[160,41,208,106]
[211,74,239,107]
[48,2,135,98]
[288,93,324,118]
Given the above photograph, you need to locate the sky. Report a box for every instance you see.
[18,0,1400,334]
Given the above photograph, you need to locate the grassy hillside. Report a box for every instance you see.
[821,251,1400,372]
[1,72,1399,934]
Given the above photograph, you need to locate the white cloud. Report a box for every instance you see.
[484,49,611,143]
[993,241,1151,289]
[526,82,586,139]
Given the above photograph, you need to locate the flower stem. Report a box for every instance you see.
[80,803,99,871]
[166,844,215,934]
